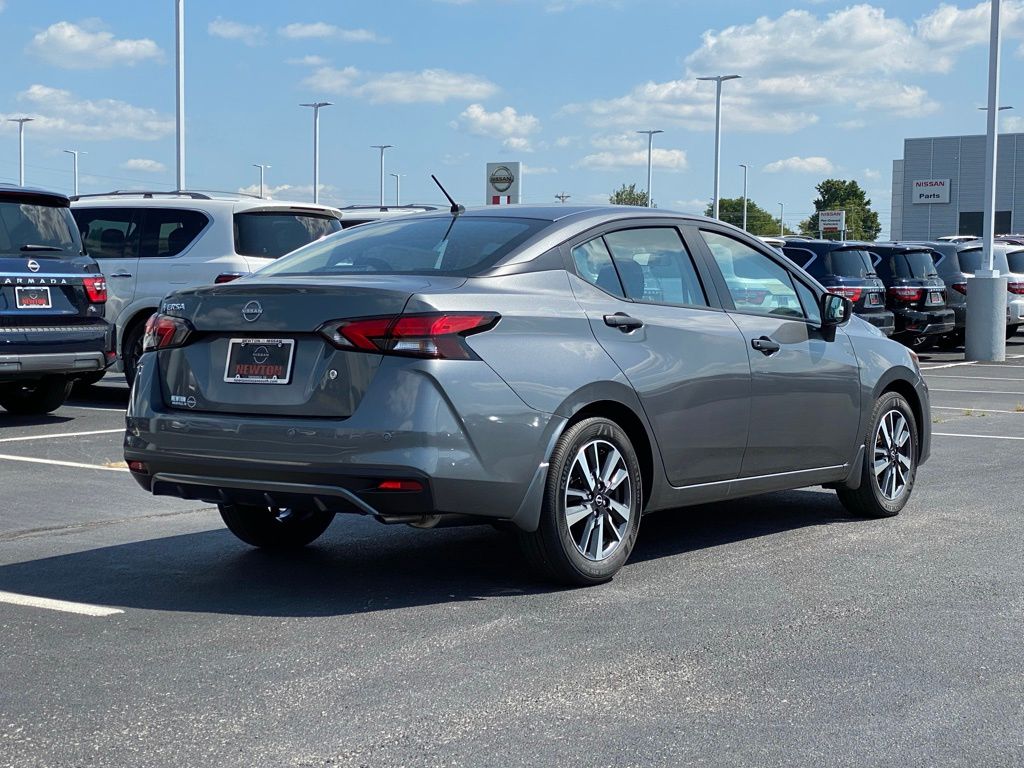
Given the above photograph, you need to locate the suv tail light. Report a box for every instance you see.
[319,312,500,360]
[828,286,862,302]
[951,282,968,295]
[83,276,107,303]
[888,286,925,302]
[214,272,247,284]
[142,313,193,352]
[1008,281,1024,295]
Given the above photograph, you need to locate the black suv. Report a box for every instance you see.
[0,186,113,414]
[780,239,895,335]
[864,243,955,347]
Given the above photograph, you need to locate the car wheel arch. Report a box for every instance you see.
[877,376,925,461]
[122,308,157,356]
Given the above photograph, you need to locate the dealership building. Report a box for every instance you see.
[890,133,1024,240]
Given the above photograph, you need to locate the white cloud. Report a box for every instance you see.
[279,22,386,43]
[303,67,498,104]
[763,156,835,174]
[454,104,540,151]
[863,168,882,180]
[1002,115,1024,132]
[523,164,558,175]
[0,84,173,141]
[121,158,166,173]
[673,198,711,214]
[27,20,162,69]
[237,182,341,204]
[288,55,328,66]
[915,1,1024,51]
[839,119,867,130]
[208,18,264,46]
[578,133,688,171]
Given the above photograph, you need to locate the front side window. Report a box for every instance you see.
[138,209,208,259]
[701,230,804,318]
[235,212,342,258]
[73,207,138,259]
[602,228,707,307]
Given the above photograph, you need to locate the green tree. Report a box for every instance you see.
[609,183,649,207]
[798,179,881,241]
[705,197,796,236]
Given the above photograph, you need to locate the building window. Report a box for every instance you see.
[958,211,1012,237]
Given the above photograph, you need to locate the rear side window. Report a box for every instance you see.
[827,249,875,278]
[572,237,624,298]
[139,209,208,258]
[235,212,342,258]
[73,207,137,259]
[0,199,80,255]
[783,247,819,276]
[602,228,707,307]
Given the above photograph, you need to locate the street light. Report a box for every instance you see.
[371,145,393,207]
[389,172,401,206]
[778,202,785,237]
[300,102,332,204]
[636,129,663,208]
[175,0,185,190]
[739,163,749,231]
[63,149,86,197]
[696,74,741,220]
[555,192,571,204]
[252,164,271,199]
[8,118,33,186]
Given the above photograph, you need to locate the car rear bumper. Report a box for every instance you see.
[857,309,895,336]
[895,308,955,337]
[1007,298,1024,324]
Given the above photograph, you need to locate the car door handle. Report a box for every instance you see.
[109,272,133,278]
[604,313,644,332]
[751,336,781,355]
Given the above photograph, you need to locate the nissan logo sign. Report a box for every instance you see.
[489,166,514,192]
[242,300,263,322]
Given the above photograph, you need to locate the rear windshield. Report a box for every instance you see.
[258,215,548,277]
[1008,250,1024,273]
[0,199,81,256]
[234,212,342,259]
[886,250,939,279]
[827,249,875,278]
[958,247,1010,273]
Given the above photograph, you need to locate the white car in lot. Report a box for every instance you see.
[71,191,342,386]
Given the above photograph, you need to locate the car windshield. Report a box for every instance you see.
[890,250,939,278]
[0,199,80,256]
[258,215,548,277]
[234,212,342,259]
[827,249,875,277]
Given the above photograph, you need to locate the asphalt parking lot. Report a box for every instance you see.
[2,343,1023,768]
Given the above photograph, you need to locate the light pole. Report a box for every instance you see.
[371,145,393,206]
[175,0,185,190]
[778,202,785,237]
[739,163,749,231]
[636,129,663,208]
[8,118,33,186]
[63,149,85,196]
[389,172,401,206]
[697,74,741,220]
[555,192,571,204]
[966,0,1008,362]
[252,164,271,199]
[300,102,332,204]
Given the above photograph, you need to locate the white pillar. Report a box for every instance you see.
[175,0,185,190]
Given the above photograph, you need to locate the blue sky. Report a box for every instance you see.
[0,0,1020,236]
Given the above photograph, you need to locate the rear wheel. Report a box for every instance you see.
[72,371,106,390]
[1007,324,1019,339]
[0,376,72,415]
[518,417,643,586]
[836,391,918,518]
[218,504,334,549]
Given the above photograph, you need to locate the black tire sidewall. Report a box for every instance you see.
[122,321,147,389]
[218,504,333,548]
[0,377,72,415]
[863,392,918,515]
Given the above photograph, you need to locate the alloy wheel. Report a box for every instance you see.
[873,409,914,501]
[563,439,633,561]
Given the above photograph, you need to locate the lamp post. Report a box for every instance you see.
[175,0,185,190]
[300,102,332,204]
[966,0,1008,362]
[555,192,571,204]
[778,202,785,237]
[252,164,271,199]
[63,149,85,196]
[389,172,401,206]
[739,163,749,231]
[636,129,663,208]
[371,145,393,206]
[696,74,741,220]
[8,118,33,186]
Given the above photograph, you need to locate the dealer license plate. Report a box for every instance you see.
[15,286,52,309]
[223,338,295,385]
[927,291,944,306]
[868,292,882,306]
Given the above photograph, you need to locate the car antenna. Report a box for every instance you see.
[431,174,464,216]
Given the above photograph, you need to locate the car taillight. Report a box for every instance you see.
[319,312,500,360]
[214,272,247,284]
[951,282,968,295]
[142,313,193,352]
[888,286,925,302]
[828,286,863,302]
[83,276,107,303]
[1008,282,1024,295]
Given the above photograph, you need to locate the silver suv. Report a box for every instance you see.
[71,191,342,385]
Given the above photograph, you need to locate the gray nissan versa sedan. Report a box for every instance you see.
[125,205,931,585]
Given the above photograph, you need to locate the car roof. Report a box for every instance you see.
[69,190,340,216]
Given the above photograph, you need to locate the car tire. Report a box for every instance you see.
[218,504,334,549]
[836,391,918,518]
[0,376,73,415]
[1007,324,1019,339]
[518,417,643,586]
[936,330,964,351]
[122,320,148,389]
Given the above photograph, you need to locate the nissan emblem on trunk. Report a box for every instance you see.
[26,259,40,273]
[242,300,263,322]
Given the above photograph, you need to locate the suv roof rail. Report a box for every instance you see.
[70,190,213,201]
[338,204,439,212]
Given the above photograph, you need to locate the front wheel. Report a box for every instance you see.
[836,391,918,518]
[0,377,72,415]
[218,504,334,549]
[518,417,643,586]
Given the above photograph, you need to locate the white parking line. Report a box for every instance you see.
[934,432,1024,441]
[0,428,123,443]
[0,454,128,472]
[62,405,125,413]
[921,361,976,370]
[0,590,123,617]
[930,388,1024,396]
[933,406,1024,414]
[926,375,1024,381]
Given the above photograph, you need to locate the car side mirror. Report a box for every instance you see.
[819,293,852,342]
